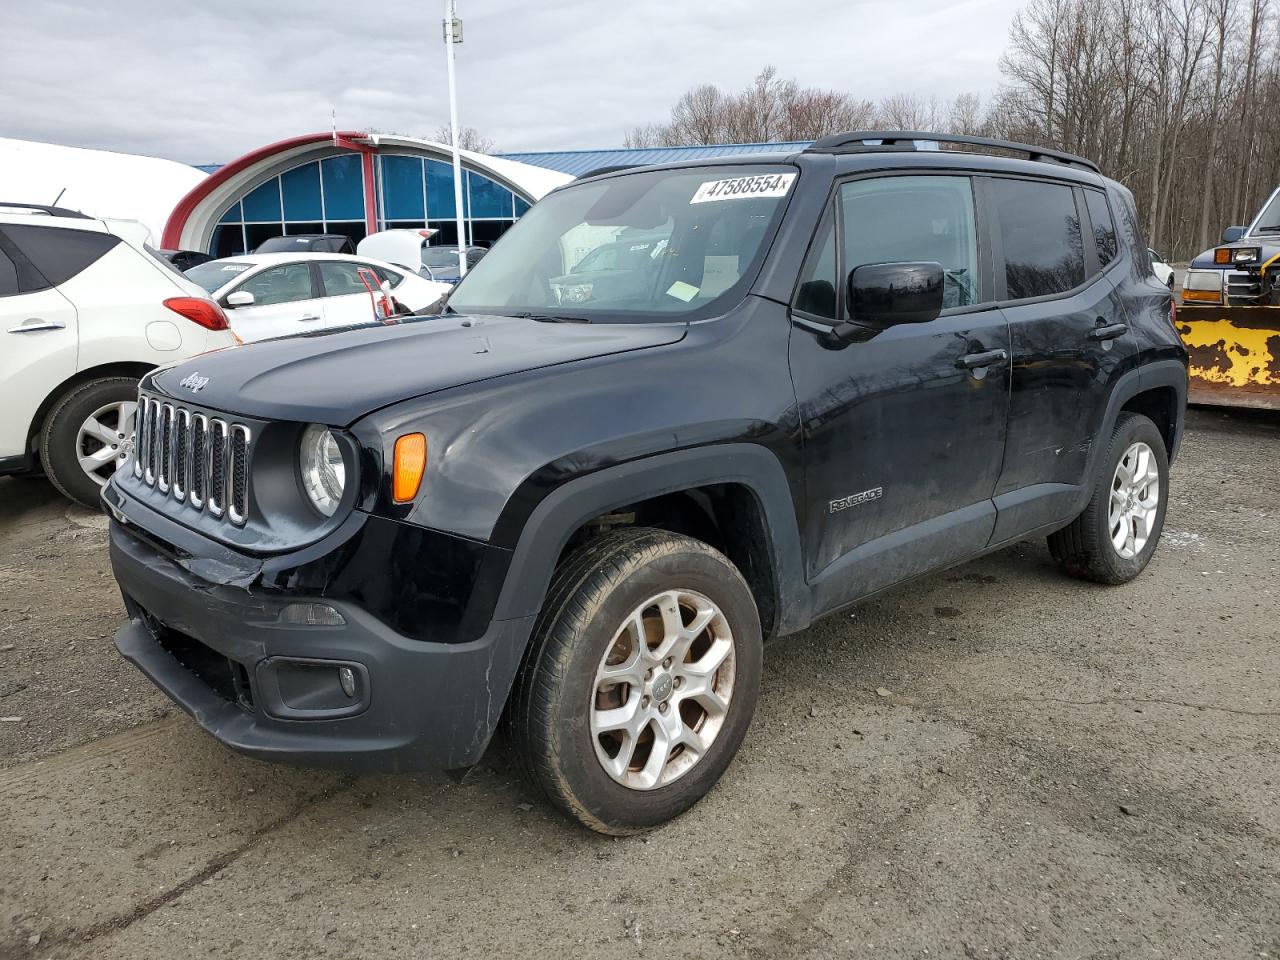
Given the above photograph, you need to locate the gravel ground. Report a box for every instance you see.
[1,407,1276,960]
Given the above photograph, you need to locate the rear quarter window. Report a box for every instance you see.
[1110,187,1156,283]
[1,224,120,288]
[1083,189,1118,267]
[990,179,1085,300]
[0,246,18,296]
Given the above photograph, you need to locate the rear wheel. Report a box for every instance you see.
[509,528,762,834]
[1049,412,1168,584]
[39,377,139,508]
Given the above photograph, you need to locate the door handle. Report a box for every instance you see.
[1088,321,1128,341]
[8,319,66,333]
[958,348,1008,370]
[297,313,322,322]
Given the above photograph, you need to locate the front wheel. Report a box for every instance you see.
[509,528,762,834]
[1049,412,1169,584]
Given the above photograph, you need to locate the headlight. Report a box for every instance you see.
[299,424,345,516]
[1182,269,1224,304]
[552,281,594,304]
[1233,247,1260,264]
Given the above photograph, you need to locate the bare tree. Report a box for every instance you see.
[626,66,882,147]
[625,20,1280,260]
[431,125,495,153]
[1197,0,1237,248]
[877,92,943,130]
[949,93,988,134]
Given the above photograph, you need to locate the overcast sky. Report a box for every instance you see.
[2,0,1024,165]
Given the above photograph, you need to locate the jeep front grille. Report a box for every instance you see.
[132,393,252,525]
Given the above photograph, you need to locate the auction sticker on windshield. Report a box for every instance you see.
[690,173,796,204]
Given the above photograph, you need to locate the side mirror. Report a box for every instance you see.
[847,261,945,328]
[226,290,255,307]
[1221,226,1246,244]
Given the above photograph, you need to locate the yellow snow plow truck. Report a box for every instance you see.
[1179,186,1280,409]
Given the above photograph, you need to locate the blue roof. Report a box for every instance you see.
[496,142,812,177]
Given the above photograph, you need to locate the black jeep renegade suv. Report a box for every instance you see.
[105,132,1187,833]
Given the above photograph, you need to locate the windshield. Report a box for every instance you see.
[1251,190,1280,233]
[422,247,462,267]
[184,260,254,293]
[447,164,798,321]
[257,236,318,252]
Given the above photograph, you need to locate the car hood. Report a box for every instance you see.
[146,313,687,424]
[1188,237,1280,269]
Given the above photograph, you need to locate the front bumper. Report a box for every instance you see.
[107,498,533,772]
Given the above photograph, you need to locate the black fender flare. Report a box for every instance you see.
[1139,358,1189,462]
[1079,358,1187,506]
[491,443,812,634]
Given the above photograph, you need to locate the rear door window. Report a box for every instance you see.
[318,261,378,297]
[1,224,119,289]
[1083,189,1118,267]
[990,179,1086,299]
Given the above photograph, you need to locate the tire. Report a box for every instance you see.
[40,376,140,509]
[509,527,762,834]
[1048,412,1169,584]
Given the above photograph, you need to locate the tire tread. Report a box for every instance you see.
[1048,412,1168,585]
[39,376,139,509]
[508,527,758,834]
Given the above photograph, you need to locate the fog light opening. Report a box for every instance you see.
[339,666,357,698]
[279,602,346,626]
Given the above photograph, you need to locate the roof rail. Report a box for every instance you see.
[0,202,91,219]
[577,164,642,179]
[803,131,1100,173]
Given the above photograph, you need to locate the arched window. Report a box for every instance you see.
[208,152,531,256]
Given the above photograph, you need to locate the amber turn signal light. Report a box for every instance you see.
[392,433,426,503]
[1182,289,1222,303]
[1213,248,1232,264]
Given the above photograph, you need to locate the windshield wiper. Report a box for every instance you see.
[510,312,593,324]
[1254,225,1280,233]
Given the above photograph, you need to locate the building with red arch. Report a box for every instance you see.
[161,132,572,256]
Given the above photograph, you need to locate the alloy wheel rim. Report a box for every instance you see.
[1108,441,1160,559]
[590,589,736,790]
[76,401,138,487]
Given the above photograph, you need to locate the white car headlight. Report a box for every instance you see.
[1182,269,1224,303]
[299,424,345,517]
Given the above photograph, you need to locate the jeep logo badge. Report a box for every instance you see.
[179,372,210,393]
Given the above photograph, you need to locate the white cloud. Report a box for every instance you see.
[0,0,1023,164]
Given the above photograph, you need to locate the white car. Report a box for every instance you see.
[0,203,237,507]
[1148,248,1175,288]
[183,253,450,343]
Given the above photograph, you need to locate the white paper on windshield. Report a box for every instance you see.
[666,281,699,302]
[220,264,252,272]
[690,173,796,204]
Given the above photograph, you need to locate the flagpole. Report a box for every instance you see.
[444,0,467,279]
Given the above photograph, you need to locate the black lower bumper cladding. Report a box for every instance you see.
[106,489,534,772]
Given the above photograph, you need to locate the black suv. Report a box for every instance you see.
[105,132,1187,833]
[254,234,356,255]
